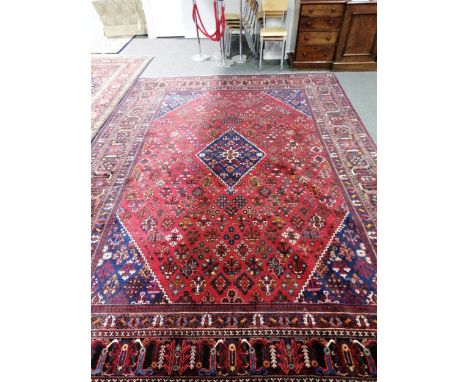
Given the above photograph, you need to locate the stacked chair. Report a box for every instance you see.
[224,11,241,58]
[224,0,288,69]
[258,0,288,70]
[224,0,258,58]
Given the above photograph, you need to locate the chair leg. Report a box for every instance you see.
[253,25,259,56]
[280,37,286,70]
[259,38,263,70]
[224,28,228,57]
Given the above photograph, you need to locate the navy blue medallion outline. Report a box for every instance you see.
[196,126,266,193]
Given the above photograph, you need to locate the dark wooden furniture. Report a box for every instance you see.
[333,1,377,70]
[288,0,377,71]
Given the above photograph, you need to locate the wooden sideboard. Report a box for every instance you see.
[288,0,377,71]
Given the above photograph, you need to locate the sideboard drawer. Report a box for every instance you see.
[301,4,345,17]
[295,45,335,61]
[299,17,342,30]
[297,31,339,45]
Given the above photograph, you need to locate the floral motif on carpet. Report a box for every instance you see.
[91,74,377,381]
[91,55,152,139]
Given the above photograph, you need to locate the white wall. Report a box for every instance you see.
[90,1,105,45]
[181,0,217,38]
[143,0,185,38]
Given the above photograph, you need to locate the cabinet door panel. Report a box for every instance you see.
[335,3,377,64]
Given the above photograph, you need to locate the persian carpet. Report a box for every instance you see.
[91,55,152,139]
[91,74,377,381]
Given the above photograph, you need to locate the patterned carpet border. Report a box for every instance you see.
[92,377,376,382]
[91,55,152,139]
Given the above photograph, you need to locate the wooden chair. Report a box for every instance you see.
[259,0,288,70]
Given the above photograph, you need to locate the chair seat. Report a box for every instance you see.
[260,27,287,37]
[225,13,240,20]
[257,10,285,19]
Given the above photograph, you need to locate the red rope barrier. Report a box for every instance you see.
[192,1,225,42]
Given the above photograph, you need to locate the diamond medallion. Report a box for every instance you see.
[196,128,265,192]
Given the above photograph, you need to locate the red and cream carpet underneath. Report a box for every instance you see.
[91,74,377,381]
[91,56,152,139]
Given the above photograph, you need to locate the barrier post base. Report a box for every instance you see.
[215,58,234,67]
[232,54,249,64]
[191,54,211,62]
